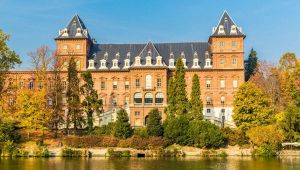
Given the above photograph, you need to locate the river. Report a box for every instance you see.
[0,156,300,170]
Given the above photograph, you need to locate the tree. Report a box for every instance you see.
[164,115,189,145]
[245,48,258,81]
[188,120,225,148]
[173,58,189,116]
[279,52,297,71]
[48,53,64,138]
[0,29,21,113]
[0,120,20,142]
[67,57,84,134]
[276,105,300,142]
[146,108,163,137]
[189,74,203,120]
[15,89,50,139]
[166,77,176,117]
[233,82,274,132]
[81,71,102,133]
[114,109,133,139]
[247,125,285,156]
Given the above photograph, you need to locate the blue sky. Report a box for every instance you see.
[0,0,300,68]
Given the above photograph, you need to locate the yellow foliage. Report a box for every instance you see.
[246,125,285,146]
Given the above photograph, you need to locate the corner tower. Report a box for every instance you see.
[209,11,245,70]
[55,15,92,71]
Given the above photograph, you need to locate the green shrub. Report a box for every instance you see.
[92,123,115,135]
[164,116,190,145]
[61,148,83,157]
[255,144,277,157]
[134,128,148,138]
[188,120,225,148]
[222,127,248,146]
[1,140,29,157]
[0,121,20,143]
[33,146,50,157]
[106,148,130,157]
[146,108,164,137]
[114,109,133,139]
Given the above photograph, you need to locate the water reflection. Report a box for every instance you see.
[0,156,300,170]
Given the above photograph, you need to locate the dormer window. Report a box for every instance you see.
[88,59,95,69]
[192,51,200,69]
[168,52,175,68]
[99,59,107,69]
[181,52,187,68]
[124,59,130,69]
[230,25,237,35]
[62,28,68,37]
[75,28,82,37]
[147,50,152,57]
[156,56,162,66]
[204,58,212,69]
[218,25,225,34]
[135,56,141,66]
[146,56,152,66]
[112,59,119,69]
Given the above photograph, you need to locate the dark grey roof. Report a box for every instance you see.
[90,42,209,70]
[56,15,91,40]
[211,11,244,37]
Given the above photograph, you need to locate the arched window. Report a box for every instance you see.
[144,93,153,104]
[155,92,164,104]
[134,93,142,104]
[145,75,152,89]
[206,96,212,105]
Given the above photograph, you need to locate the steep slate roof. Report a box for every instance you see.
[211,11,244,37]
[90,42,209,70]
[56,15,91,40]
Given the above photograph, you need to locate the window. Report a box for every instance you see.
[113,80,117,90]
[194,61,198,66]
[19,82,24,88]
[144,93,153,104]
[112,97,117,106]
[9,97,14,106]
[29,82,33,89]
[125,97,129,106]
[125,80,129,89]
[233,80,238,88]
[38,82,43,90]
[221,96,225,105]
[101,81,105,90]
[220,58,225,64]
[206,80,211,89]
[76,44,80,50]
[206,96,212,105]
[63,44,68,50]
[207,108,211,114]
[48,98,53,106]
[155,93,164,104]
[220,80,225,89]
[232,58,237,65]
[134,93,142,104]
[62,81,67,90]
[135,111,140,116]
[157,79,161,87]
[145,75,152,89]
[136,79,140,88]
[219,42,224,47]
[232,41,237,47]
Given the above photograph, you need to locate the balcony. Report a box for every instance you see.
[142,86,156,91]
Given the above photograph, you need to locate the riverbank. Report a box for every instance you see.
[0,145,264,157]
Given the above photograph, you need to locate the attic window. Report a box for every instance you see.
[147,50,152,56]
[181,52,185,58]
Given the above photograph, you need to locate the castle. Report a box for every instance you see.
[6,11,245,127]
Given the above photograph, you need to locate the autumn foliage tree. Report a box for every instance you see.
[233,82,274,132]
